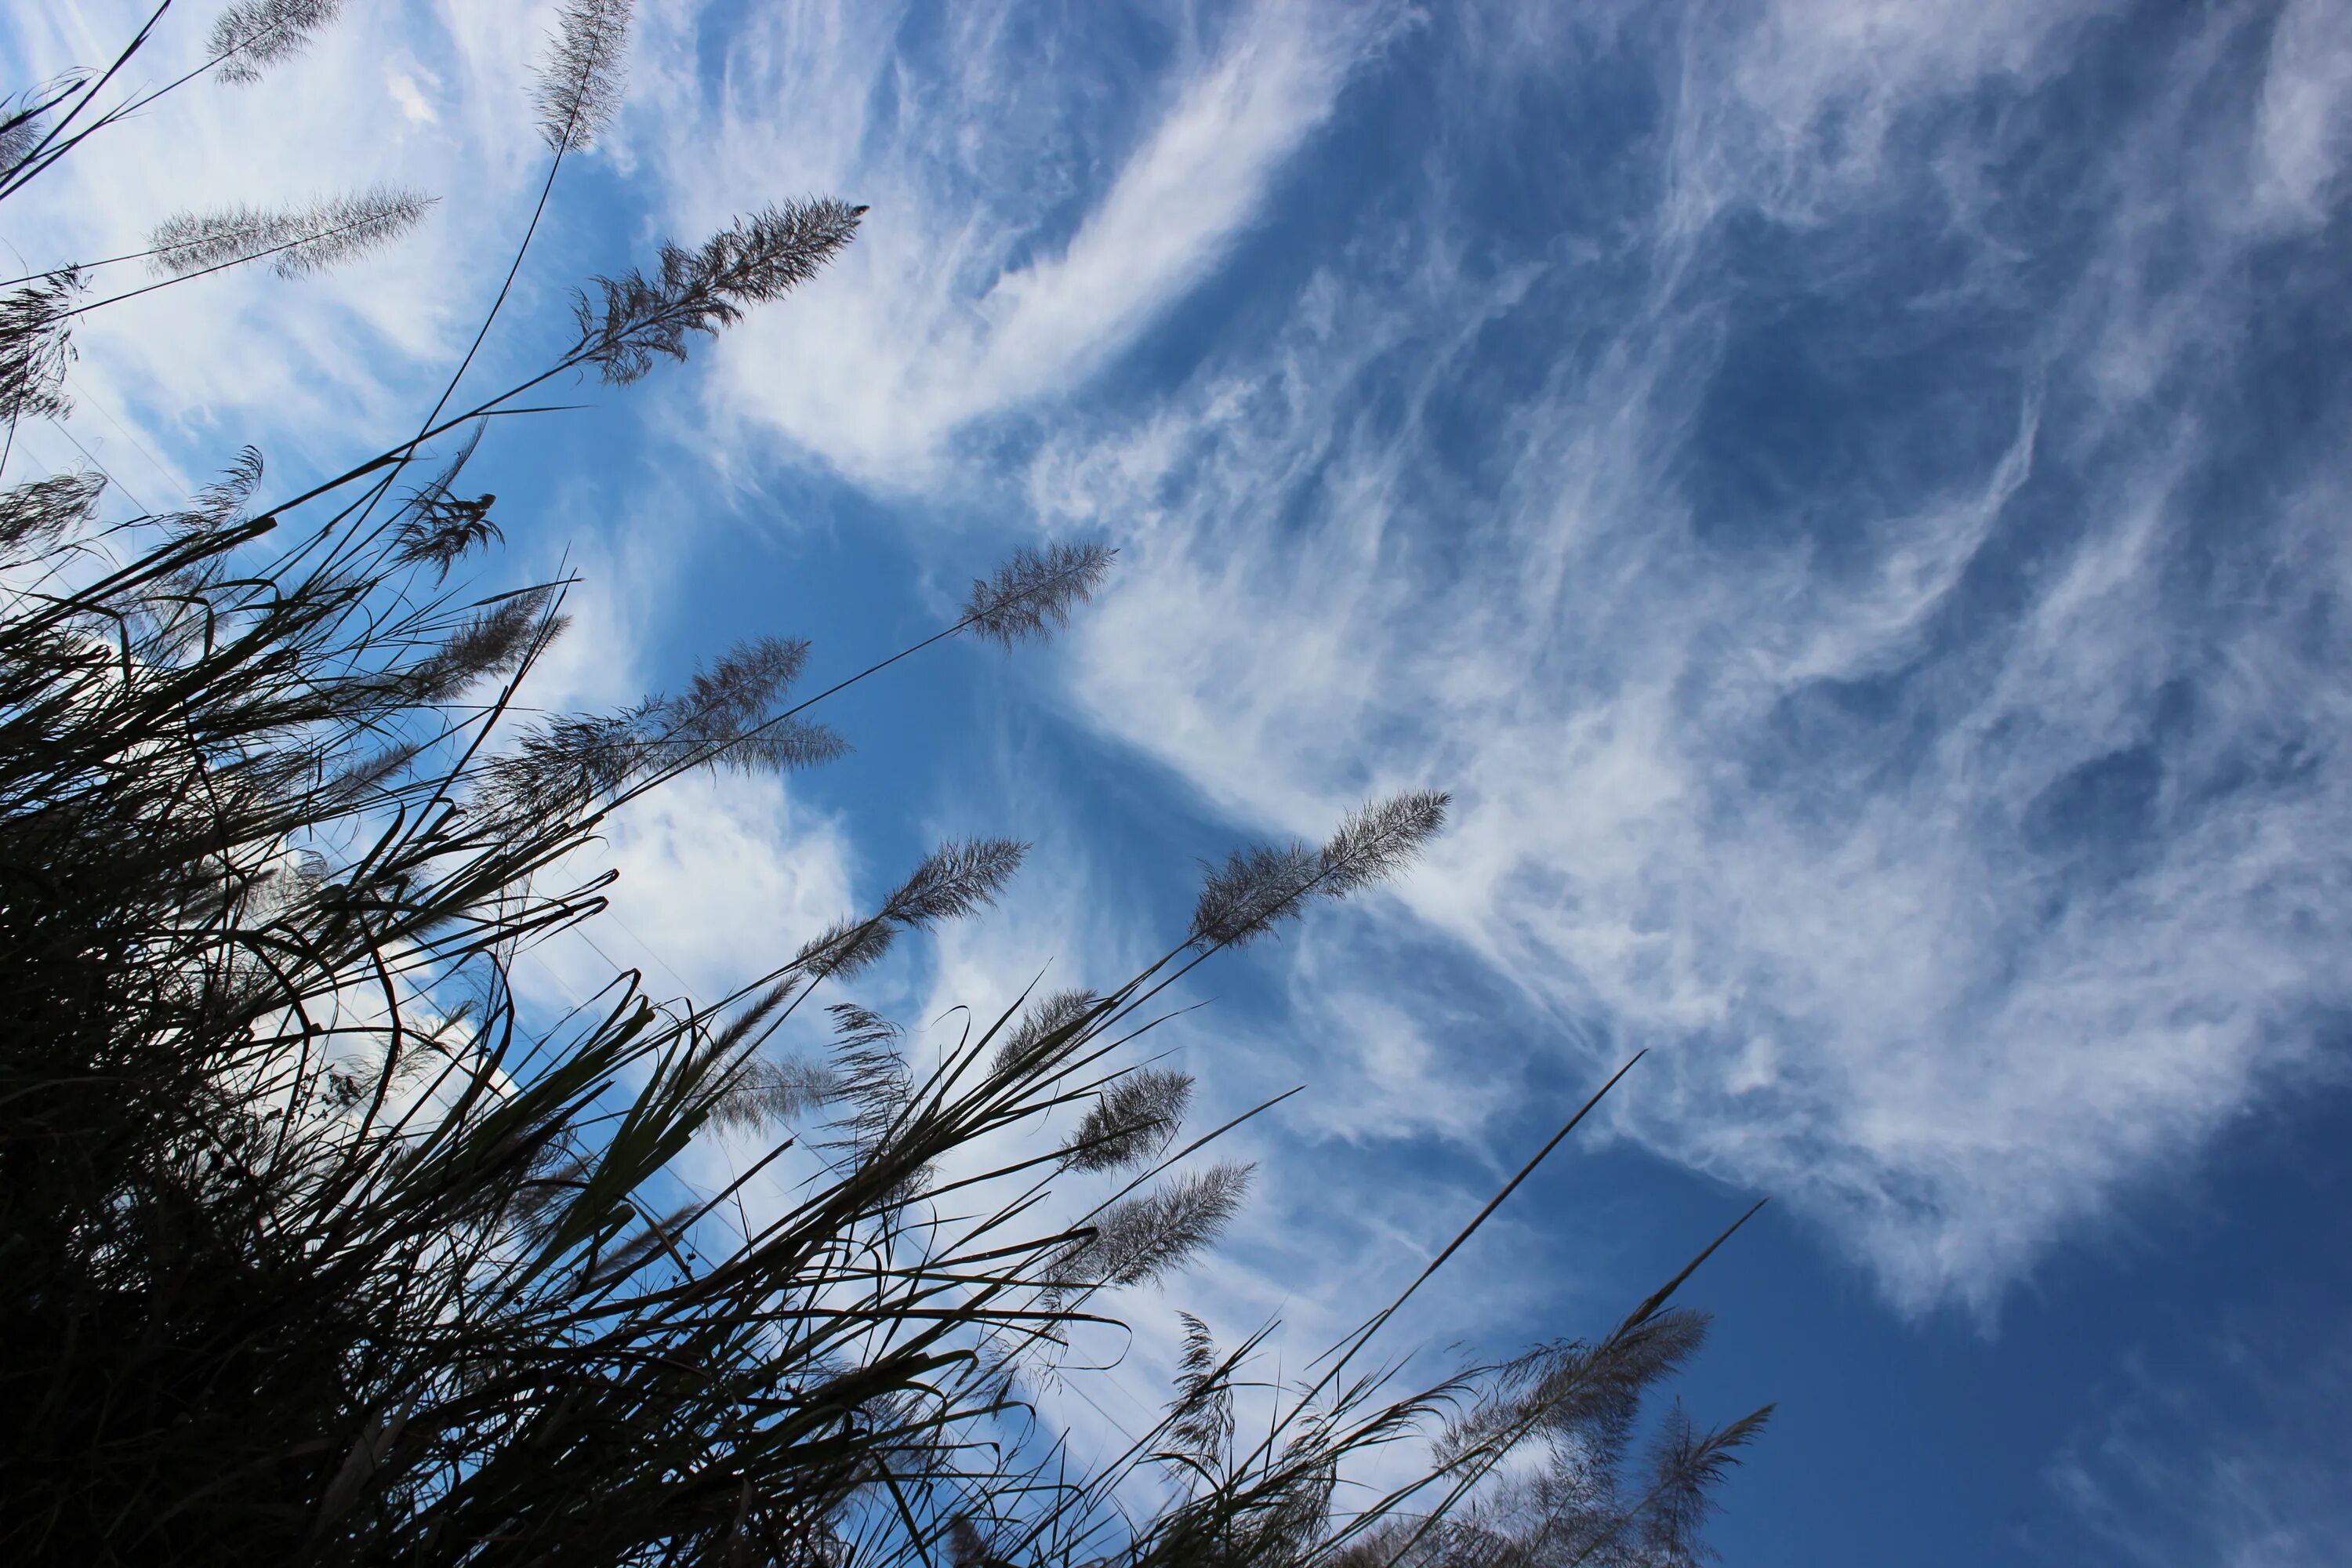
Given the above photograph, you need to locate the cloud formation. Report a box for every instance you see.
[640,0,2352,1314]
[2049,1312,2352,1567]
[0,2,592,499]
[636,0,1402,485]
[1051,1,2352,1314]
[14,0,2347,1348]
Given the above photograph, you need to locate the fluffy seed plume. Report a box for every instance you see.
[789,916,899,986]
[409,588,558,703]
[473,633,843,822]
[0,269,81,423]
[654,639,826,766]
[1167,1313,1236,1461]
[963,541,1116,650]
[147,189,434,281]
[707,1054,838,1136]
[0,84,71,173]
[207,0,350,85]
[0,470,103,559]
[168,446,264,535]
[1060,1069,1192,1173]
[820,1004,914,1164]
[991,988,1100,1080]
[881,838,1028,924]
[1189,789,1450,949]
[788,839,1027,988]
[575,199,865,383]
[1055,1163,1253,1295]
[533,0,634,152]
[1635,1403,1775,1560]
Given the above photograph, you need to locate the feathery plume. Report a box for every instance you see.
[472,634,844,821]
[1317,789,1451,893]
[168,445,264,535]
[409,588,558,703]
[1060,1069,1192,1172]
[574,199,865,383]
[1189,842,1319,951]
[0,269,81,423]
[820,1004,913,1163]
[1635,1403,1774,1561]
[1190,789,1450,949]
[1442,1311,1711,1467]
[665,639,844,777]
[1057,1163,1253,1294]
[321,739,430,808]
[789,915,901,985]
[391,494,500,583]
[662,638,809,744]
[207,0,350,86]
[707,1054,837,1137]
[391,422,499,580]
[532,0,634,153]
[0,84,73,174]
[1166,1313,1236,1461]
[963,541,1116,650]
[586,1203,696,1287]
[881,837,1028,924]
[787,840,1026,988]
[991,987,1101,1080]
[0,470,103,559]
[147,189,434,281]
[706,977,800,1059]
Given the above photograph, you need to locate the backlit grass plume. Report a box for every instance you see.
[0,466,101,555]
[0,267,79,421]
[147,188,434,280]
[533,0,633,152]
[389,421,499,580]
[575,198,867,383]
[208,0,350,85]
[965,539,1118,649]
[1191,789,1450,949]
[0,85,65,173]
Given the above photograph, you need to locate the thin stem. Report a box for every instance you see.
[0,2,172,204]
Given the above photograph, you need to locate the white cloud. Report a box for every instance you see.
[999,0,2352,1315]
[0,0,622,505]
[2249,0,2352,228]
[387,63,441,125]
[634,0,1402,486]
[517,768,858,1012]
[16,0,2344,1351]
[461,696,848,1059]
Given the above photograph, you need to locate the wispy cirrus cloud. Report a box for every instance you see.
[635,0,1404,486]
[2047,1311,2352,1567]
[0,2,592,496]
[986,0,2352,1315]
[16,0,2350,1347]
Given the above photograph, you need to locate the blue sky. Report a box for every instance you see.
[6,0,2352,1560]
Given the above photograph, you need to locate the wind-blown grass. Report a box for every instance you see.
[0,6,1767,1565]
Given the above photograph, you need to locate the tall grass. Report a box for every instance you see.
[0,5,1768,1565]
